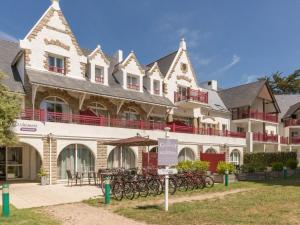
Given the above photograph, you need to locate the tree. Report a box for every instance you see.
[262,71,300,94]
[0,71,21,146]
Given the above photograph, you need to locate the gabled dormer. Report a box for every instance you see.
[114,51,145,92]
[87,45,110,86]
[20,0,87,79]
[144,62,163,96]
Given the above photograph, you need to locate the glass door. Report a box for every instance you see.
[7,147,23,179]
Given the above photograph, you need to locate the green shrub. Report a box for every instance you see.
[176,160,210,172]
[176,160,193,172]
[286,159,298,169]
[191,160,210,172]
[272,162,284,171]
[244,152,297,168]
[216,161,236,174]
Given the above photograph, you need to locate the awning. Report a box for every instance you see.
[103,136,158,147]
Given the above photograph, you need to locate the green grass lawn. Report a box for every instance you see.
[0,205,59,225]
[114,178,300,225]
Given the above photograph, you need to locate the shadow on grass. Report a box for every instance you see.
[239,174,300,187]
[135,204,161,211]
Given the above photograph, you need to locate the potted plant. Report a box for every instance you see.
[214,161,237,183]
[38,167,48,185]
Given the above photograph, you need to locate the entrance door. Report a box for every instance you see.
[0,147,6,181]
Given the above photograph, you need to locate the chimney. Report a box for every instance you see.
[179,38,187,50]
[113,50,123,63]
[207,80,218,91]
[51,0,60,10]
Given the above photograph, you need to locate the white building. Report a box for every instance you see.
[0,0,299,183]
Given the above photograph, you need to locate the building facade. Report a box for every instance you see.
[0,0,299,183]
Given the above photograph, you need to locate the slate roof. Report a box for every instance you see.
[218,80,266,109]
[147,50,178,77]
[206,89,229,112]
[0,39,25,94]
[275,94,300,119]
[27,69,174,107]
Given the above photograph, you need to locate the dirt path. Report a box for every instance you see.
[42,188,253,225]
[43,203,146,225]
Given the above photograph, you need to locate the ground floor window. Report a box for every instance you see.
[107,147,136,169]
[230,150,240,165]
[178,148,195,162]
[57,144,95,180]
[206,147,217,153]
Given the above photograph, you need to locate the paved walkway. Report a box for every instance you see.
[0,182,101,209]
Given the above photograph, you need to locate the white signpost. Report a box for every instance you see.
[158,137,178,212]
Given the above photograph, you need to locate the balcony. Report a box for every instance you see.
[174,89,208,108]
[253,132,278,143]
[49,66,65,74]
[95,75,104,84]
[280,136,289,145]
[127,83,140,91]
[19,109,245,138]
[291,137,300,145]
[284,118,300,127]
[232,109,278,123]
[154,89,160,95]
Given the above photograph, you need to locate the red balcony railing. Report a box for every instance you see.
[19,109,246,138]
[280,136,289,145]
[127,83,140,90]
[253,132,278,143]
[284,118,300,127]
[49,66,65,74]
[174,89,208,104]
[95,75,104,84]
[291,137,300,145]
[154,89,160,95]
[232,109,278,123]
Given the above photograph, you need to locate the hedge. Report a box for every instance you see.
[244,152,297,168]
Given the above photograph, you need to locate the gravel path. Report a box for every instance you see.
[42,188,253,225]
[43,203,146,225]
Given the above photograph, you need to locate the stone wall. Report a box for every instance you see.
[96,141,108,171]
[42,136,57,184]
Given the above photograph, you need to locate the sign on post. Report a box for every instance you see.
[158,138,178,166]
[157,138,178,212]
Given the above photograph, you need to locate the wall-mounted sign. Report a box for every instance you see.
[13,122,38,133]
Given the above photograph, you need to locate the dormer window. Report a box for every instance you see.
[127,74,139,90]
[48,55,65,74]
[95,66,104,84]
[153,80,160,95]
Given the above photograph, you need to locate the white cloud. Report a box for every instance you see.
[218,54,240,73]
[0,31,17,42]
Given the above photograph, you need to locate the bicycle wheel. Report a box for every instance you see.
[138,180,149,198]
[123,182,135,200]
[112,181,123,201]
[177,177,188,192]
[148,179,160,196]
[132,182,140,199]
[168,177,177,195]
[186,177,195,191]
[196,176,205,189]
[205,176,214,188]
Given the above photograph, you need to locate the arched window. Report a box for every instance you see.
[122,107,140,121]
[150,147,158,153]
[230,150,240,165]
[178,148,195,162]
[206,148,217,153]
[88,102,109,117]
[57,144,95,180]
[107,147,136,169]
[40,96,70,122]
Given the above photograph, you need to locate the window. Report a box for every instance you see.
[237,127,245,133]
[127,75,139,90]
[206,148,217,153]
[153,80,160,95]
[88,102,109,117]
[108,147,135,169]
[48,55,65,74]
[178,148,195,162]
[222,124,227,132]
[40,97,70,122]
[95,67,104,83]
[122,108,140,121]
[230,150,240,165]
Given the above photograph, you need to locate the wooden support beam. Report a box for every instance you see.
[79,93,87,110]
[146,106,154,119]
[116,100,125,115]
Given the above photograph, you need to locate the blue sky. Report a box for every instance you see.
[1,0,300,88]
